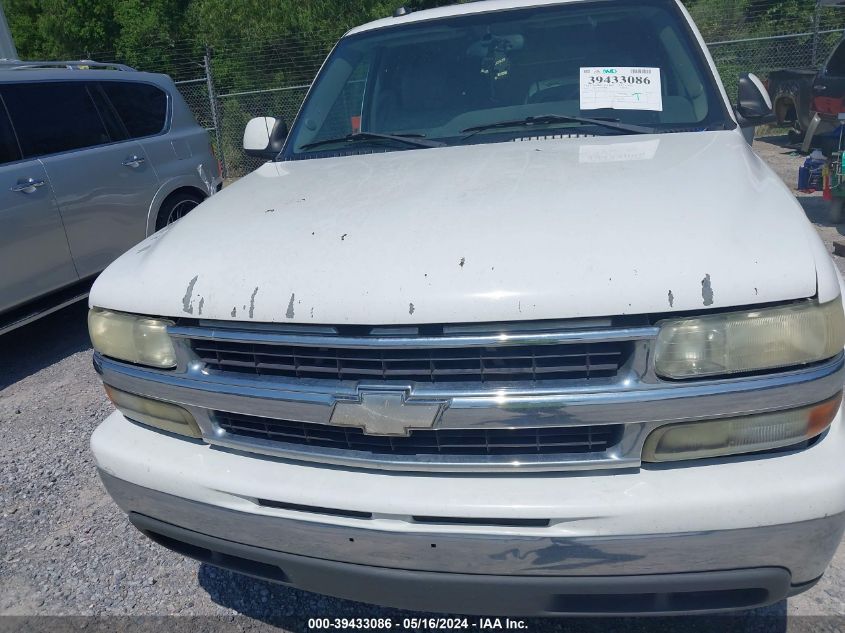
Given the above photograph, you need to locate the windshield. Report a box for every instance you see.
[283,0,732,160]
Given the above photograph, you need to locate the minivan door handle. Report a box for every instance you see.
[122,155,146,168]
[10,178,46,193]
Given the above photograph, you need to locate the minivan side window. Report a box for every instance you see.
[1,82,112,157]
[0,98,21,164]
[101,82,168,138]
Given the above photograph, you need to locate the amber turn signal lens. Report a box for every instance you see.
[808,392,843,438]
[642,391,842,463]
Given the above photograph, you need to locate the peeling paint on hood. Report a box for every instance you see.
[91,132,822,324]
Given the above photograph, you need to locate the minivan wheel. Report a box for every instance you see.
[156,192,204,230]
[830,198,845,224]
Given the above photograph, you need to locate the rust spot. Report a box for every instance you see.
[701,274,714,306]
[181,276,199,314]
[249,287,259,318]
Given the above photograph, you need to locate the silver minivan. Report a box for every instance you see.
[0,61,221,334]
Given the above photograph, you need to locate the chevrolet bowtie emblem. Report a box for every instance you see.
[330,391,443,437]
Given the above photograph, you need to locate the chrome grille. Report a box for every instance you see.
[215,411,623,457]
[191,339,629,383]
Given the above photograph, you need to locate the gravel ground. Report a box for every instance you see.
[3,134,845,632]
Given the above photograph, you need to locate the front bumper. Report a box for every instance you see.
[92,410,845,615]
[103,472,830,615]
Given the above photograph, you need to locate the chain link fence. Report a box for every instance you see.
[77,2,845,179]
[688,1,845,94]
[216,84,312,176]
[707,30,842,95]
[174,78,214,129]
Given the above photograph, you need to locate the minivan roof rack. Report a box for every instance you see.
[0,59,136,72]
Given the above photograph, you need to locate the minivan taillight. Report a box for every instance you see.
[813,95,845,116]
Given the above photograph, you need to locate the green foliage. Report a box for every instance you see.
[5,0,474,64]
[685,0,752,42]
[5,0,119,58]
[0,0,832,98]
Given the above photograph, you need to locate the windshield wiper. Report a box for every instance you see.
[461,114,655,139]
[299,132,445,151]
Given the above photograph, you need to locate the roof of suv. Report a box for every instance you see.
[0,60,136,72]
[347,0,585,35]
[0,61,173,85]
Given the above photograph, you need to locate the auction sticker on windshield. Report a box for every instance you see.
[580,67,663,111]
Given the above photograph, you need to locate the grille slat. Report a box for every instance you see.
[193,339,628,384]
[216,411,622,457]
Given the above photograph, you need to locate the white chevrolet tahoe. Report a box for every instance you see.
[88,0,845,616]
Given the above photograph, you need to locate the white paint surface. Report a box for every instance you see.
[92,408,845,535]
[242,116,276,152]
[90,131,830,325]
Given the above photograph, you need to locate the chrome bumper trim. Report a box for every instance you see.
[100,470,845,583]
[168,323,659,348]
[94,353,845,427]
[94,353,845,472]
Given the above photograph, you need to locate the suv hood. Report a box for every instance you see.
[92,131,821,324]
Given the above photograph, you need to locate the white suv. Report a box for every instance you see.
[88,0,845,616]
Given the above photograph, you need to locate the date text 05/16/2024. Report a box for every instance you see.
[307,618,530,630]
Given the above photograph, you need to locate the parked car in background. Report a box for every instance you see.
[90,0,845,616]
[810,35,845,131]
[0,60,221,335]
[766,35,845,145]
[766,67,816,139]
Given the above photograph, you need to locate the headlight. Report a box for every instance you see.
[642,392,842,462]
[654,299,845,379]
[88,308,176,368]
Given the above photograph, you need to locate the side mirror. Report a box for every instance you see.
[243,117,288,159]
[735,73,775,127]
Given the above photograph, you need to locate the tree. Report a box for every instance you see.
[5,0,119,59]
